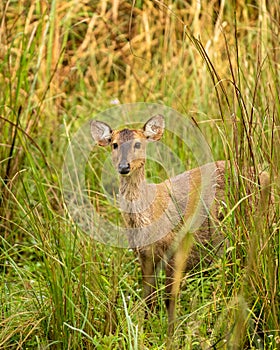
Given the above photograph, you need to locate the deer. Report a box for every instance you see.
[90,114,271,336]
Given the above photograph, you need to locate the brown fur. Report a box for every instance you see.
[90,115,272,337]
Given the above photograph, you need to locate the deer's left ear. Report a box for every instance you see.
[143,114,165,141]
[91,120,112,146]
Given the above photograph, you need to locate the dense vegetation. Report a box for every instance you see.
[0,1,279,349]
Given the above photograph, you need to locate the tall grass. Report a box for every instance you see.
[0,1,279,349]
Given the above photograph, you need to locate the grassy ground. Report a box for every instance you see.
[0,1,279,349]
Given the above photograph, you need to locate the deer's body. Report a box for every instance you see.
[119,160,226,255]
[91,115,270,335]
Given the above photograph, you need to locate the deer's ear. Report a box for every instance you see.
[91,120,112,146]
[143,114,165,141]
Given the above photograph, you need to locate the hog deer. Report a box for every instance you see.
[90,115,270,336]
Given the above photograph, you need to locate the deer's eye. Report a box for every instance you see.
[112,143,118,149]
[134,142,141,149]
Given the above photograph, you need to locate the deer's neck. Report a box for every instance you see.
[119,167,147,201]
[119,166,156,232]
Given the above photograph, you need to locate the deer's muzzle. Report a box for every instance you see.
[118,162,130,175]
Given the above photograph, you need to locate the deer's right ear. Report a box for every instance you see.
[90,120,112,146]
[143,114,165,141]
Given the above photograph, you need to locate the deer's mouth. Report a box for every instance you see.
[118,163,131,175]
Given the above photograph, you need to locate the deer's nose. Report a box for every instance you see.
[118,162,130,175]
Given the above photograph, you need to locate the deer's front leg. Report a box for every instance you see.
[165,257,179,336]
[165,235,193,337]
[139,252,160,316]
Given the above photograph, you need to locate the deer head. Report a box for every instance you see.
[91,115,165,176]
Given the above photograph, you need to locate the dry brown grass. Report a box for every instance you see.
[1,1,278,112]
